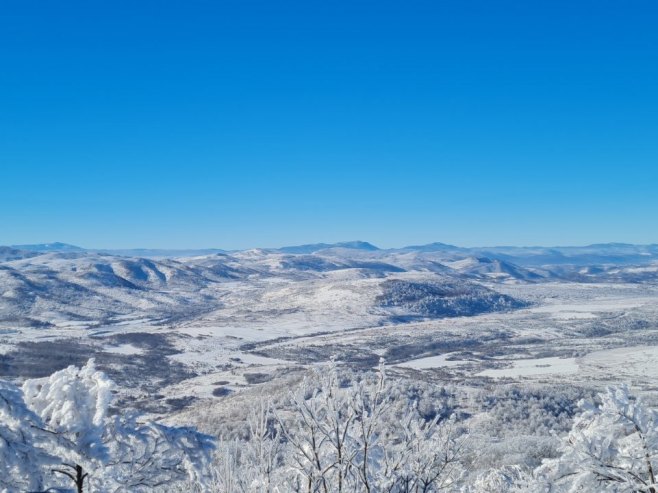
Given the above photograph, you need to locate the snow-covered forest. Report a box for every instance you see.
[4,358,658,492]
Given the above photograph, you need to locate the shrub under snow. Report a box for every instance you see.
[0,360,213,493]
[5,358,658,493]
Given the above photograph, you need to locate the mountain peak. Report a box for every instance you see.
[11,242,84,252]
[401,242,462,252]
[278,241,380,254]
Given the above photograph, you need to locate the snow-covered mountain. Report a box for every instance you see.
[443,256,546,281]
[11,242,84,253]
[276,240,380,254]
[13,241,657,266]
[4,241,658,330]
[0,246,38,262]
[0,248,528,329]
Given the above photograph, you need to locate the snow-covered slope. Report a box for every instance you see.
[0,247,38,262]
[6,241,658,330]
[443,256,546,281]
[0,247,531,329]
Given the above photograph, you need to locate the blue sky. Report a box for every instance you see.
[1,1,657,249]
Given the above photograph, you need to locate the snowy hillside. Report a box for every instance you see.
[0,247,533,329]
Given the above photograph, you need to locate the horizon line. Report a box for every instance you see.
[4,240,658,252]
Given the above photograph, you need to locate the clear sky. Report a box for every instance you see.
[1,1,657,249]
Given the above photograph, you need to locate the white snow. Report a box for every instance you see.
[477,357,579,378]
[103,344,144,355]
[579,345,658,381]
[397,352,470,369]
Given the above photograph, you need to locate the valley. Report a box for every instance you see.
[2,242,658,414]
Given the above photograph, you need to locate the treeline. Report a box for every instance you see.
[2,360,658,492]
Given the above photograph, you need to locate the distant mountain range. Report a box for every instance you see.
[9,241,658,266]
[277,241,380,254]
[9,243,226,258]
[11,242,85,252]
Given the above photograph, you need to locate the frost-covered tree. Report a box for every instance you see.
[461,465,533,493]
[379,410,465,493]
[22,359,115,491]
[0,360,214,493]
[104,413,214,491]
[211,400,285,493]
[280,359,359,493]
[349,360,392,493]
[195,359,467,492]
[536,385,658,492]
[0,380,55,492]
[242,400,285,492]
